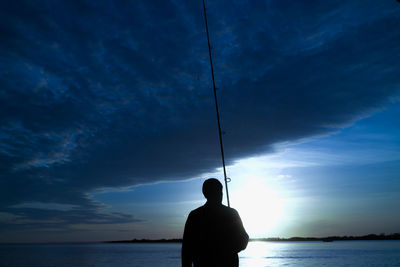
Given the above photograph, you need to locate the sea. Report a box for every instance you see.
[0,240,399,267]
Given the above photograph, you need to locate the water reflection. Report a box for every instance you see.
[240,241,279,266]
[239,240,400,267]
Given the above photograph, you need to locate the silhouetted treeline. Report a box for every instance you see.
[107,233,400,243]
[252,233,400,242]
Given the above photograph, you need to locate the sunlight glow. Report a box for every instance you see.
[232,178,284,237]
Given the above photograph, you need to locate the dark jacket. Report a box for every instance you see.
[182,202,249,267]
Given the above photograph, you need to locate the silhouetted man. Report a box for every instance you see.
[182,178,249,267]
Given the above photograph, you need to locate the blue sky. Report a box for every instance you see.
[0,0,399,242]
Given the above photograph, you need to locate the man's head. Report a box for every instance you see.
[202,178,223,203]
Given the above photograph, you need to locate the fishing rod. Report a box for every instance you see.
[202,0,231,207]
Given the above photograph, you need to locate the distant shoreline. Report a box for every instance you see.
[106,233,400,243]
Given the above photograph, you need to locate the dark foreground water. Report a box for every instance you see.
[0,240,399,267]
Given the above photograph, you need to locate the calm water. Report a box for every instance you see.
[0,241,399,267]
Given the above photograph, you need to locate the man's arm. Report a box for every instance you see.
[232,209,249,252]
[182,213,194,267]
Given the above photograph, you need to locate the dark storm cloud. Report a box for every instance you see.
[1,0,400,227]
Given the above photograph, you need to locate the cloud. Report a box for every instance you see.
[0,203,141,233]
[0,0,399,228]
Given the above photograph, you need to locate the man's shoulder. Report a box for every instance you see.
[188,204,239,217]
[223,205,238,213]
[221,205,240,217]
[188,206,205,217]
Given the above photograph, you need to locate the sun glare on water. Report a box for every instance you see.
[232,178,284,237]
